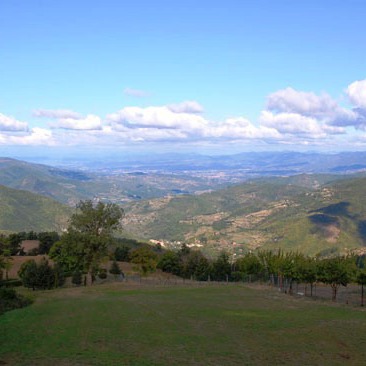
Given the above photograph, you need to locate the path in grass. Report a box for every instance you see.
[1,283,366,365]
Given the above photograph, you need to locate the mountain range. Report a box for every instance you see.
[2,153,366,256]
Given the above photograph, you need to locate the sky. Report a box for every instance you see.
[1,0,366,159]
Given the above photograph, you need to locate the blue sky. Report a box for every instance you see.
[1,0,366,157]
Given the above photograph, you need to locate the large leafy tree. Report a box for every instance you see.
[69,200,123,237]
[50,200,124,284]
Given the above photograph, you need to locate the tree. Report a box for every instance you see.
[317,256,356,301]
[109,260,122,279]
[72,268,83,286]
[18,258,64,290]
[69,200,124,237]
[50,200,124,284]
[130,247,158,276]
[181,250,210,281]
[157,251,182,276]
[299,257,317,297]
[212,251,231,281]
[357,269,366,307]
[18,260,38,290]
[114,245,130,262]
[7,233,25,255]
[234,252,264,282]
[1,249,13,281]
[38,232,60,254]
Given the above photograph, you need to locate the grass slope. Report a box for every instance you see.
[1,284,366,365]
[0,184,71,232]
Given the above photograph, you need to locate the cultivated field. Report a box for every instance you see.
[1,283,366,365]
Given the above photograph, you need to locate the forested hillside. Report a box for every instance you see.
[0,184,71,232]
[122,175,366,256]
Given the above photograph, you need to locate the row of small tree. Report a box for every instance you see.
[158,248,366,304]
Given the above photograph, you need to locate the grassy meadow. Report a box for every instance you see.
[1,283,366,365]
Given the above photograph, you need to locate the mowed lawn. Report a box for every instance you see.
[1,284,366,366]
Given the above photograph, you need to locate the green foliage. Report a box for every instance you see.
[18,258,64,290]
[181,250,210,281]
[98,269,107,279]
[38,232,60,254]
[315,256,356,301]
[0,287,32,315]
[130,247,158,276]
[109,260,122,277]
[114,245,130,261]
[51,200,123,284]
[69,200,124,237]
[0,249,13,281]
[7,233,25,255]
[157,250,181,276]
[235,253,264,276]
[211,252,231,281]
[71,269,83,286]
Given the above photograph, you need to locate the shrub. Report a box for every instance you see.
[109,260,122,278]
[18,258,65,290]
[98,269,107,279]
[0,287,33,315]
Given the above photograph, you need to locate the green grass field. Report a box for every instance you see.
[1,283,366,365]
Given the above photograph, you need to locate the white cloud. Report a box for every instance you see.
[205,117,281,140]
[106,105,209,132]
[347,79,366,108]
[267,87,337,117]
[167,101,204,114]
[265,87,359,135]
[0,113,28,131]
[33,109,82,119]
[0,128,54,146]
[259,111,344,138]
[50,114,102,130]
[123,88,150,98]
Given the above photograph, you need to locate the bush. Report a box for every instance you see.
[18,258,65,290]
[114,246,130,262]
[109,260,122,278]
[0,287,33,315]
[98,269,107,279]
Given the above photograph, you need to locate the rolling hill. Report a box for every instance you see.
[0,184,71,232]
[0,157,224,205]
[121,175,366,256]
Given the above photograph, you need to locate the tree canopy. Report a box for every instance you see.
[50,200,124,284]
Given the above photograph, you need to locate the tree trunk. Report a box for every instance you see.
[361,284,364,307]
[331,284,338,302]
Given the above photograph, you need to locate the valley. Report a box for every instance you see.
[1,152,366,256]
